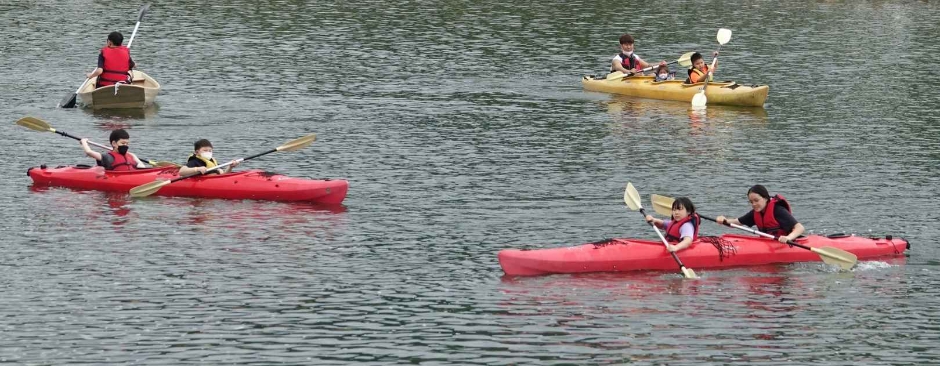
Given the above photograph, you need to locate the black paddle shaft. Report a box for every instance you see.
[700,214,811,250]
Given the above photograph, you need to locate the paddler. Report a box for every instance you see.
[644,197,701,252]
[715,185,806,243]
[610,34,666,76]
[685,51,718,84]
[80,129,147,170]
[86,31,135,88]
[177,139,239,176]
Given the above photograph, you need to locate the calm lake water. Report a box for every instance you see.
[1,0,939,364]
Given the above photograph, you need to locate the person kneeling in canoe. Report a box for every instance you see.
[80,129,147,171]
[177,139,239,176]
[86,31,136,88]
[715,185,806,244]
[685,51,718,84]
[644,197,701,252]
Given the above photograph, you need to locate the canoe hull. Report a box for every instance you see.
[498,234,909,276]
[28,165,348,204]
[78,70,160,110]
[582,75,769,107]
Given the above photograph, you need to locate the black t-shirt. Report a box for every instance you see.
[738,205,798,233]
[186,156,221,174]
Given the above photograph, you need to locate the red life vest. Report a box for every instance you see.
[687,65,711,83]
[106,150,138,171]
[665,213,700,242]
[611,52,639,73]
[99,46,131,86]
[752,195,792,236]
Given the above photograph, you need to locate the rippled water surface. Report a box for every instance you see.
[1,0,939,364]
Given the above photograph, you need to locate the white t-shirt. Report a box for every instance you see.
[611,53,645,71]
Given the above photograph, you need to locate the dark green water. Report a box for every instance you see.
[1,0,938,364]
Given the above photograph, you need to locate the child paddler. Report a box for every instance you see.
[177,139,239,176]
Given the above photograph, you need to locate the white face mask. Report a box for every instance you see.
[199,151,213,160]
[622,51,634,57]
[658,73,669,79]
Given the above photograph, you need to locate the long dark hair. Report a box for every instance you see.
[747,185,771,200]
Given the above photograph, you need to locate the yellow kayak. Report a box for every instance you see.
[582,75,769,107]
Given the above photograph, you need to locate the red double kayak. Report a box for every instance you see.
[498,234,909,276]
[28,165,348,204]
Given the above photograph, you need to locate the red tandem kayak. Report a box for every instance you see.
[498,234,909,276]
[28,165,348,204]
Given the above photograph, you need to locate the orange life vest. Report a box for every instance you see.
[687,65,712,83]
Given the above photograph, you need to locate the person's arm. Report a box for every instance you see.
[645,214,665,229]
[126,152,148,168]
[715,215,741,226]
[611,56,630,74]
[636,56,650,70]
[86,53,105,78]
[178,166,207,176]
[774,207,804,243]
[668,222,696,252]
[178,158,207,176]
[81,139,103,161]
[129,57,135,70]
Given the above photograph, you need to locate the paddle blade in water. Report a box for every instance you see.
[129,179,171,198]
[276,133,317,152]
[682,267,698,279]
[691,92,707,107]
[813,246,858,271]
[59,93,78,108]
[16,116,52,132]
[137,4,151,22]
[624,183,642,211]
[717,28,732,45]
[651,194,675,216]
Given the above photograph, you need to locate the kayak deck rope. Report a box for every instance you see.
[698,236,737,262]
[590,238,621,248]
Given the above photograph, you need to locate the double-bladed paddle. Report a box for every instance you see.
[691,28,732,108]
[651,194,858,270]
[15,116,176,167]
[129,133,317,198]
[59,4,151,108]
[606,51,696,80]
[624,183,698,279]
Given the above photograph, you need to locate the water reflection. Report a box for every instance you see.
[604,95,768,125]
[87,104,159,122]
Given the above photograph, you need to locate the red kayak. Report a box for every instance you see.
[28,165,348,204]
[498,234,909,276]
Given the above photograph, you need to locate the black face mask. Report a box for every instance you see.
[117,145,129,155]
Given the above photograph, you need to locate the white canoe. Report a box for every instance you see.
[78,70,160,110]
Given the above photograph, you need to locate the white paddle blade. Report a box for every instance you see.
[682,267,698,279]
[717,28,732,45]
[624,183,642,211]
[691,92,707,107]
[677,52,695,68]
